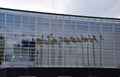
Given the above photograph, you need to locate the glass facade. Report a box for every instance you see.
[0,8,120,68]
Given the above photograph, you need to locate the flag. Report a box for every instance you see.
[64,37,70,44]
[70,37,76,43]
[77,37,81,42]
[92,35,98,42]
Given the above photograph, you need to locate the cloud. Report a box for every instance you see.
[65,0,120,17]
[0,0,120,18]
[0,0,69,13]
[102,1,120,18]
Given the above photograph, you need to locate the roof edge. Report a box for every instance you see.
[0,7,120,20]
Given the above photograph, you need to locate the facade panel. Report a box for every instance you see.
[0,8,120,68]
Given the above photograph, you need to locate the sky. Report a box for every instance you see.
[0,0,120,18]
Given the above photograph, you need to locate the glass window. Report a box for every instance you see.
[6,14,14,23]
[37,17,43,25]
[70,20,76,25]
[0,13,5,22]
[30,17,35,24]
[22,16,29,24]
[14,15,21,23]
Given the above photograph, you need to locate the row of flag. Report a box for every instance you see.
[37,34,103,45]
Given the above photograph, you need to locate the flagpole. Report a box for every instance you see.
[99,33,102,66]
[92,35,96,66]
[81,35,84,66]
[87,35,90,66]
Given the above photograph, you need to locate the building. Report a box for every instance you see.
[0,7,120,77]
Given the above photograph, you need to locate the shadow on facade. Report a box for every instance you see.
[0,67,120,77]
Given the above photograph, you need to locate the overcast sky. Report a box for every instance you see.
[0,0,120,18]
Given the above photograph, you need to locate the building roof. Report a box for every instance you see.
[0,7,120,20]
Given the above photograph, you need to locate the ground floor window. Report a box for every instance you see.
[18,76,36,77]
